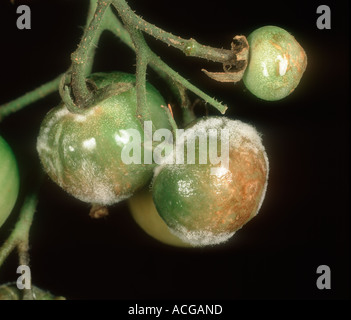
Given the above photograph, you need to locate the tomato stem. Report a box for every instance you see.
[70,0,111,110]
[111,0,238,65]
[0,74,62,123]
[111,1,228,114]
[0,192,39,300]
[0,0,230,121]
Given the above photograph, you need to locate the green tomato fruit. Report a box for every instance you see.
[37,72,171,205]
[0,136,20,229]
[243,25,307,101]
[152,117,269,247]
[128,188,191,248]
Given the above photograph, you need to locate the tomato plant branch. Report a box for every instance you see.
[129,29,152,124]
[84,0,103,76]
[111,0,238,65]
[0,193,39,300]
[0,75,62,123]
[109,3,227,114]
[70,0,111,109]
[0,0,106,121]
[0,193,38,268]
[148,52,227,114]
[1,0,229,121]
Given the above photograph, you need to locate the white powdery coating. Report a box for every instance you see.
[73,178,131,205]
[188,117,264,155]
[37,105,130,206]
[177,179,195,197]
[36,107,69,153]
[72,108,95,122]
[67,159,131,205]
[37,107,70,183]
[168,224,236,247]
[154,117,266,178]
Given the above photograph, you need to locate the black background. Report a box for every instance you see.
[0,0,349,300]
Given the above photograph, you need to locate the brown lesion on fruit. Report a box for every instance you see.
[270,41,284,52]
[205,148,267,234]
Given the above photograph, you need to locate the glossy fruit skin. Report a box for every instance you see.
[0,136,20,229]
[128,188,191,248]
[37,72,171,205]
[152,117,269,247]
[243,25,307,101]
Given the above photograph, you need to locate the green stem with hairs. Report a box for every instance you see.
[70,0,111,109]
[0,0,106,121]
[0,192,39,300]
[111,0,227,114]
[0,75,62,123]
[1,0,231,122]
[111,0,235,64]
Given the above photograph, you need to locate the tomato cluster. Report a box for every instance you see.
[35,25,306,247]
[36,72,270,247]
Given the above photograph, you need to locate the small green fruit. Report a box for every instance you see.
[243,25,307,101]
[0,136,20,229]
[37,72,171,205]
[152,117,269,247]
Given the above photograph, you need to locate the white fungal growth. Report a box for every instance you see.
[189,117,264,155]
[168,224,236,247]
[177,179,194,198]
[72,108,95,122]
[154,117,267,177]
[66,159,131,205]
[36,107,69,153]
[210,166,231,179]
[36,105,132,206]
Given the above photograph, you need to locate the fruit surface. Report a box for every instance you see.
[152,117,269,246]
[128,188,191,247]
[0,136,20,229]
[243,25,307,101]
[37,72,170,205]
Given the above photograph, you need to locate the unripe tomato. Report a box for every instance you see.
[243,25,307,101]
[152,117,269,247]
[128,188,191,247]
[0,136,20,229]
[37,72,171,205]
